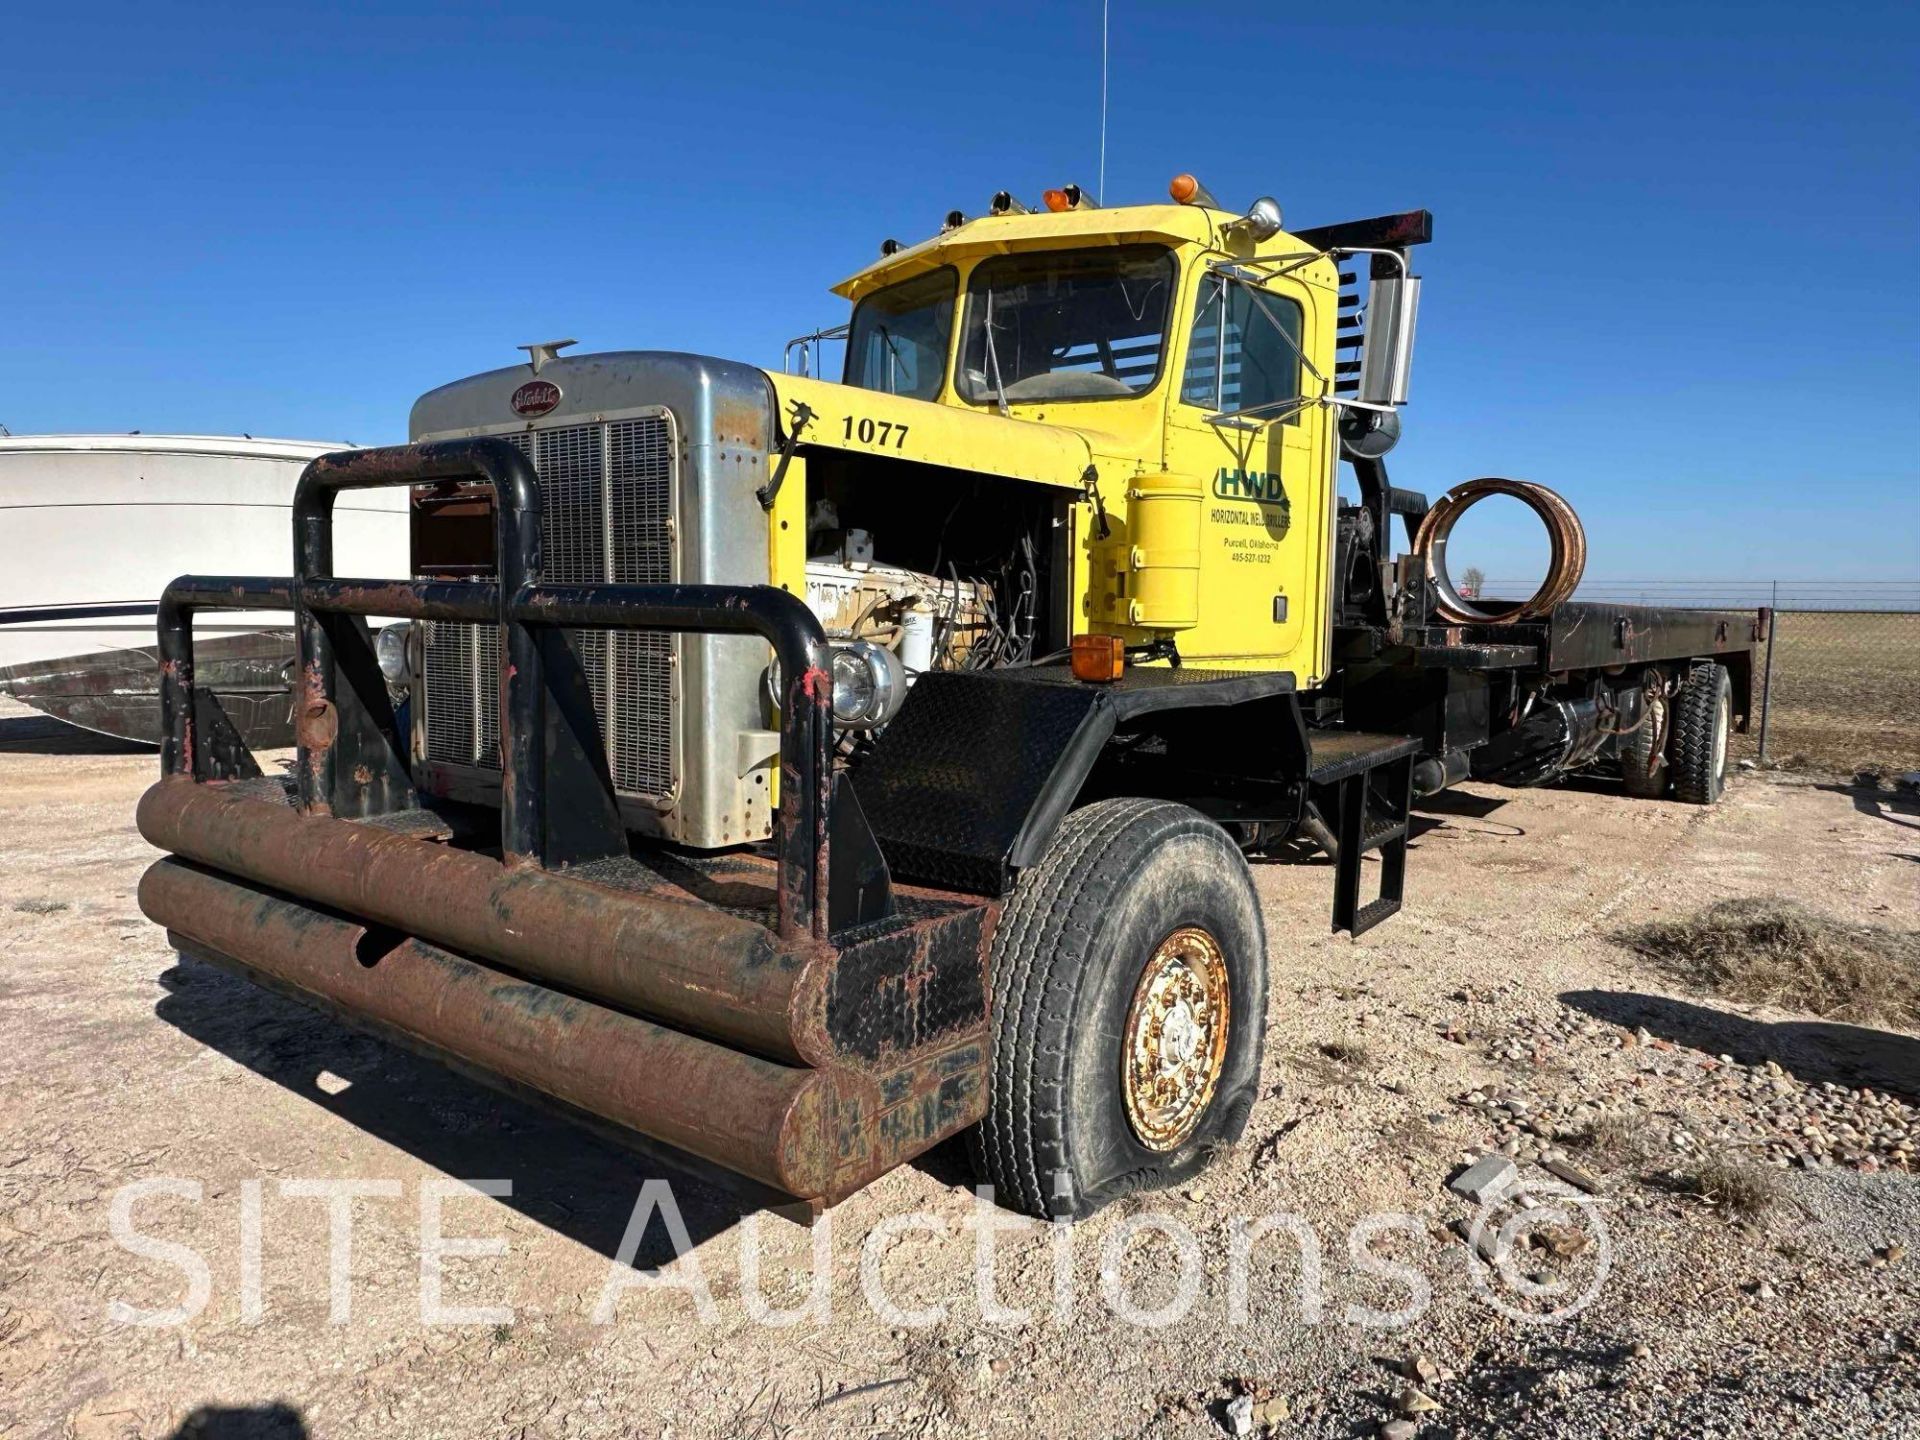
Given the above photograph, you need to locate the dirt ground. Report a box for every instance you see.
[3,693,1918,1440]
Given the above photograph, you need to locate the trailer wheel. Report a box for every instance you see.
[1670,662,1732,804]
[968,798,1267,1220]
[1621,685,1669,798]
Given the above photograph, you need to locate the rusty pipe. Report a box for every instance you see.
[1412,478,1587,624]
[140,857,830,1197]
[136,778,832,1066]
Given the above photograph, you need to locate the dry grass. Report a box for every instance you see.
[1615,898,1920,1028]
[10,898,69,915]
[1568,1114,1650,1168]
[1738,610,1920,774]
[1674,1154,1783,1224]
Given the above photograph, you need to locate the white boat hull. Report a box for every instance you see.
[0,436,408,668]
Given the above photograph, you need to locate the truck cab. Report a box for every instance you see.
[816,191,1344,682]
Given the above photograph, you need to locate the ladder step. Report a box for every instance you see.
[1350,895,1401,936]
[1361,819,1408,852]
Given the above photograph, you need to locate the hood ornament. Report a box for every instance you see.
[517,339,577,375]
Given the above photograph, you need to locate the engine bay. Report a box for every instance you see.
[798,453,1069,731]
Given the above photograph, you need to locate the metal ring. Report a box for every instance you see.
[1412,477,1587,624]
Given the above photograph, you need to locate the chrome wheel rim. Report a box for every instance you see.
[1121,926,1231,1151]
[1712,691,1729,784]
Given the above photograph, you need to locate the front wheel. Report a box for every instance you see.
[968,798,1268,1220]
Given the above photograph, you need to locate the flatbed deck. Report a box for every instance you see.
[1337,599,1763,674]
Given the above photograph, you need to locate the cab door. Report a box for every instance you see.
[1161,267,1333,681]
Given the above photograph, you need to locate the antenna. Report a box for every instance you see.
[1098,0,1109,201]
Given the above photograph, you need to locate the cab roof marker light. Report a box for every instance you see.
[879,237,903,256]
[989,191,1030,216]
[1043,184,1099,213]
[1168,173,1220,207]
[942,210,970,232]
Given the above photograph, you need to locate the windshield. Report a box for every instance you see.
[958,245,1176,405]
[844,267,956,401]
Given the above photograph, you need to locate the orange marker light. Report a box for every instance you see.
[1042,188,1073,213]
[1070,634,1126,683]
[1169,173,1200,203]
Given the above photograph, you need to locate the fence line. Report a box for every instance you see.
[1744,607,1920,774]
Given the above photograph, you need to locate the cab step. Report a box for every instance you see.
[1306,729,1420,937]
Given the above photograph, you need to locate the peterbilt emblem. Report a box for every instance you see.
[511,379,562,417]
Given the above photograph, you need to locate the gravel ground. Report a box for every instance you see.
[2,694,1917,1439]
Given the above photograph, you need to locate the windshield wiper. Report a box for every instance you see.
[875,324,909,393]
[981,289,1010,417]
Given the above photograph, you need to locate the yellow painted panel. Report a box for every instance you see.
[767,373,1092,489]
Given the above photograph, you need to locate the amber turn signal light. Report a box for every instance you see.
[1042,188,1073,213]
[1169,173,1200,203]
[1070,634,1126,683]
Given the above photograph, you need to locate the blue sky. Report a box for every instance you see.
[3,1,1915,581]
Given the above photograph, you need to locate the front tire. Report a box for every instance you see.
[968,798,1268,1220]
[1670,661,1732,804]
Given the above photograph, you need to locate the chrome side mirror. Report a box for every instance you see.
[1358,271,1421,406]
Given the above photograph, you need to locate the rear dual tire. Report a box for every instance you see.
[968,798,1267,1221]
[1620,684,1670,798]
[1670,661,1733,805]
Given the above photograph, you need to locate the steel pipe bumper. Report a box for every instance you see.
[140,857,831,1196]
[137,776,819,1065]
[136,779,996,1205]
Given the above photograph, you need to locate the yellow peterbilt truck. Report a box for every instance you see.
[137,180,1759,1219]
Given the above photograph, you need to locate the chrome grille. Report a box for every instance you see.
[420,413,676,801]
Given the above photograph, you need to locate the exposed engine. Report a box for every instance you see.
[803,538,995,731]
[800,475,1052,733]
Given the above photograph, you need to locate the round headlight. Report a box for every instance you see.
[375,621,413,687]
[831,646,877,724]
[829,640,904,729]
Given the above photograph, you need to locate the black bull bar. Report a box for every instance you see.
[136,439,994,1208]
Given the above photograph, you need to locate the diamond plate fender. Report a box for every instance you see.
[847,666,1298,894]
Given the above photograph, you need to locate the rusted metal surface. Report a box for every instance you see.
[140,858,829,1196]
[266,439,837,932]
[505,580,836,935]
[138,777,994,1069]
[293,443,531,826]
[157,579,295,779]
[141,854,995,1204]
[1413,478,1587,625]
[139,777,816,1064]
[141,440,989,1207]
